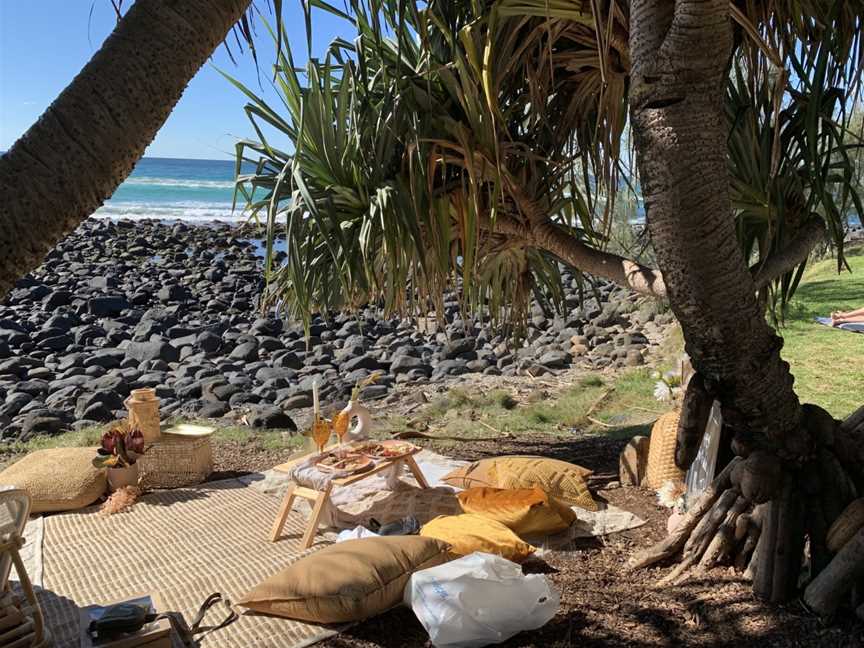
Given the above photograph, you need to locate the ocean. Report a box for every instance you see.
[95,156,245,222]
[96,156,863,230]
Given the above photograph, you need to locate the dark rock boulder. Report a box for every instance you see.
[246,406,296,430]
[75,390,124,419]
[198,401,229,418]
[124,341,180,364]
[88,295,130,317]
[229,341,259,362]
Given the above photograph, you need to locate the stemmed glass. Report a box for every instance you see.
[310,380,331,455]
[311,415,331,456]
[332,409,350,455]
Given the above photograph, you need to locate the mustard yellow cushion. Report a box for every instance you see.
[443,456,597,511]
[0,447,106,513]
[457,487,577,537]
[420,514,536,563]
[237,536,451,623]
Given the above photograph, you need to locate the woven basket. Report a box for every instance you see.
[645,410,685,488]
[137,433,212,489]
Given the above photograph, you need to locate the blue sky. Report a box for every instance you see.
[0,0,354,160]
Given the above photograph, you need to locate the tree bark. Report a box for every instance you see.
[629,0,802,444]
[805,526,864,617]
[628,0,809,602]
[0,0,252,299]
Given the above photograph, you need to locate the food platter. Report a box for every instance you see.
[353,439,419,460]
[315,452,374,476]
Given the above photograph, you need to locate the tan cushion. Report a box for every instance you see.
[457,487,577,536]
[0,447,106,513]
[237,536,451,623]
[420,514,536,563]
[443,456,597,511]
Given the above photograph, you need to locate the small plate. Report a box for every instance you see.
[315,453,374,476]
[358,440,419,460]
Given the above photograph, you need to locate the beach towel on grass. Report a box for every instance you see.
[816,317,864,333]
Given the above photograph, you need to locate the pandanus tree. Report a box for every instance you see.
[231,0,864,608]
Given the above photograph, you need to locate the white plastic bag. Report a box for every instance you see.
[335,526,379,542]
[404,552,559,648]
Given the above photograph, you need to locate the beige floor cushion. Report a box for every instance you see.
[0,447,106,513]
[420,514,536,563]
[457,486,577,536]
[237,536,451,624]
[442,455,597,511]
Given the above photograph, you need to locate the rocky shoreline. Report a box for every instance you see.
[0,218,674,441]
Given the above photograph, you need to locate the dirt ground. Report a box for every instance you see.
[211,429,864,648]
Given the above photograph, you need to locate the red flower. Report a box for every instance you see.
[126,429,145,455]
[100,431,117,454]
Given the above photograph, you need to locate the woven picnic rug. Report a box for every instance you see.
[38,478,338,648]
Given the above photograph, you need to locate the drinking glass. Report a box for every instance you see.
[311,416,331,455]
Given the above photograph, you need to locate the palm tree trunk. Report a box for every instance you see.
[0,0,251,299]
[630,0,801,441]
[628,0,811,602]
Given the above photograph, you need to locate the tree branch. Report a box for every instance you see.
[532,222,668,297]
[481,211,825,301]
[481,213,668,297]
[750,219,826,290]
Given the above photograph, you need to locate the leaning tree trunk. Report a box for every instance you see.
[0,0,251,299]
[625,0,859,603]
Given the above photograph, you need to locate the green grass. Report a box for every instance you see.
[0,420,303,469]
[778,245,864,418]
[207,425,304,452]
[385,368,665,447]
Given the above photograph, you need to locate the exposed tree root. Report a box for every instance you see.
[629,403,864,610]
[627,458,740,571]
[805,526,864,616]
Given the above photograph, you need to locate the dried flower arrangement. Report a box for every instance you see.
[99,485,142,516]
[92,420,148,469]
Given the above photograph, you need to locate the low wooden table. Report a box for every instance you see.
[269,447,430,549]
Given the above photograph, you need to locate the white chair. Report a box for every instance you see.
[0,489,49,647]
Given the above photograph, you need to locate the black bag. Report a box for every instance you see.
[90,602,152,637]
[161,593,238,647]
[90,593,237,647]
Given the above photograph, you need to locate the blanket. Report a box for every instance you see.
[816,316,864,333]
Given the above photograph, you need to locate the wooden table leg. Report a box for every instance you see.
[269,483,297,542]
[404,455,430,489]
[301,483,332,550]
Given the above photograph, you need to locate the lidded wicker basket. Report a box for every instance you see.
[645,410,686,488]
[137,425,213,489]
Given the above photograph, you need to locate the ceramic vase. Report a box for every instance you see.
[339,400,373,441]
[107,463,140,491]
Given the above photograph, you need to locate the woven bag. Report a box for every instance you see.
[645,410,685,488]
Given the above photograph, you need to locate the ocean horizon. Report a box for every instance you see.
[81,155,862,229]
[96,156,247,223]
